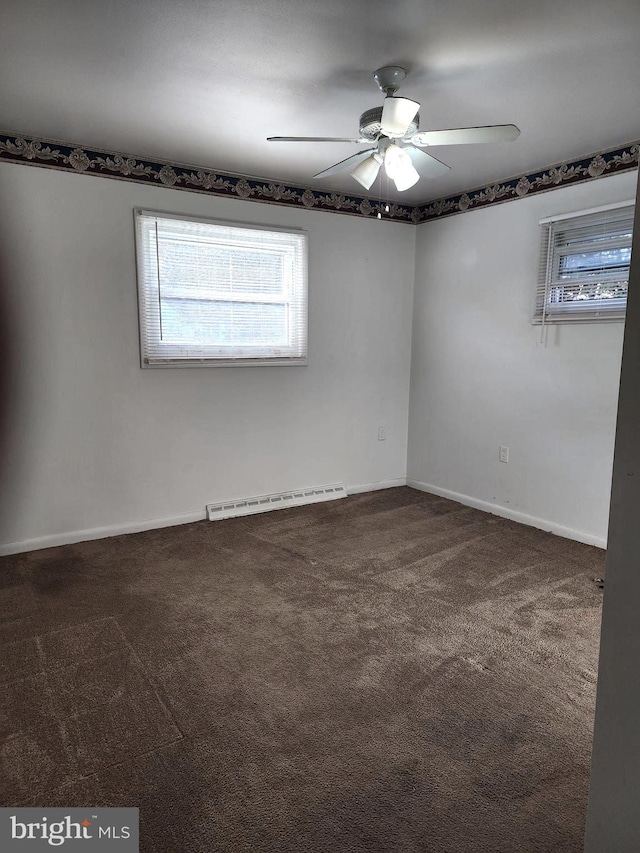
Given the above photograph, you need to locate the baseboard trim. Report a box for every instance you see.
[0,509,208,556]
[406,479,607,549]
[4,477,598,556]
[347,477,407,495]
[0,479,409,555]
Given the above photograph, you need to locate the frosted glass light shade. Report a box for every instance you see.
[384,144,420,191]
[392,161,420,191]
[380,97,420,137]
[383,143,407,178]
[351,152,383,190]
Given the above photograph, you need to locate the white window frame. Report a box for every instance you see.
[534,200,634,324]
[134,210,308,367]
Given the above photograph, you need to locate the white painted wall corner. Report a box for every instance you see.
[406,479,607,549]
[347,477,407,495]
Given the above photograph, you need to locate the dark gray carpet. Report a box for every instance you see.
[0,487,604,851]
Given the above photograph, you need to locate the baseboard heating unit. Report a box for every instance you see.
[207,483,347,521]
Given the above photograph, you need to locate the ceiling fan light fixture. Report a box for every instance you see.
[384,143,409,177]
[268,67,518,195]
[392,161,420,191]
[383,144,420,191]
[350,152,383,190]
[381,96,420,137]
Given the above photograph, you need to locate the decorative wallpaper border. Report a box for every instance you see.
[0,132,417,224]
[417,141,639,223]
[0,131,638,225]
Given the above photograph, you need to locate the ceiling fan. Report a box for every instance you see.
[268,66,520,193]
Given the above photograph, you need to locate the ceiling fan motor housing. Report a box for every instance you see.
[359,107,419,141]
[373,65,407,95]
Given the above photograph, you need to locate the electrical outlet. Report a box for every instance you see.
[499,445,509,463]
[378,427,386,441]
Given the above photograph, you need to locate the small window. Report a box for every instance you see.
[535,201,634,323]
[135,210,308,367]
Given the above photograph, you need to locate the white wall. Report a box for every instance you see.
[0,164,415,552]
[407,171,637,547]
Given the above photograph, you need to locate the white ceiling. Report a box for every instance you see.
[2,0,639,205]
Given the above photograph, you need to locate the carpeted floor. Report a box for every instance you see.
[0,487,604,852]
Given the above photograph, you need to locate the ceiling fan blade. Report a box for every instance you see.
[411,124,520,147]
[405,147,451,178]
[267,136,369,143]
[313,148,377,179]
[380,97,420,137]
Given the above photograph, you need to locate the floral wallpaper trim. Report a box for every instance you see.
[416,141,639,223]
[0,132,637,225]
[0,133,418,223]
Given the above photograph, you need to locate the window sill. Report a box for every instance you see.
[142,357,308,368]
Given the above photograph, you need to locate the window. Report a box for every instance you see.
[535,201,634,323]
[135,210,308,367]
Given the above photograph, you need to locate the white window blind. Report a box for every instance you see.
[534,200,634,324]
[135,210,308,367]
